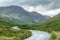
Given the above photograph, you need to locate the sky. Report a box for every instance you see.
[0,0,60,17]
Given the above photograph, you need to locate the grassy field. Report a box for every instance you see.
[54,31,60,40]
[0,20,32,40]
[50,31,60,40]
[0,29,32,40]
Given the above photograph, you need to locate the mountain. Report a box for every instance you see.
[0,5,50,24]
[29,12,49,22]
[0,14,26,24]
[37,13,60,31]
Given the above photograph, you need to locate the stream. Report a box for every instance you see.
[12,26,51,40]
[25,30,51,40]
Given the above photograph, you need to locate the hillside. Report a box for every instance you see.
[0,13,27,24]
[0,20,32,40]
[37,13,60,31]
[0,5,50,24]
[18,13,60,31]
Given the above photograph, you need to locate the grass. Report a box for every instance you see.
[0,13,60,40]
[0,36,15,40]
[54,31,60,40]
[0,20,32,40]
[50,31,60,40]
[50,31,57,40]
[0,29,32,40]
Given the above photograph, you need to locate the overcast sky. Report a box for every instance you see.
[0,0,60,17]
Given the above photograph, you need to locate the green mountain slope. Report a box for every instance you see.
[0,13,31,24]
[0,20,13,28]
[21,13,60,31]
[37,13,60,31]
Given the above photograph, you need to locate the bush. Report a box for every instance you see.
[50,31,57,40]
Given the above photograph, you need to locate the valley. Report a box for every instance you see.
[0,6,60,40]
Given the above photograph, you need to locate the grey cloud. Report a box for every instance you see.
[20,0,51,6]
[49,0,60,9]
[0,0,60,10]
[19,0,60,10]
